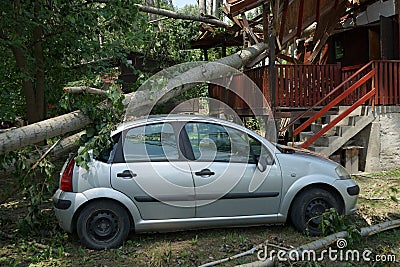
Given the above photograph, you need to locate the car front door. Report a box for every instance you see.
[111,122,195,220]
[183,122,282,218]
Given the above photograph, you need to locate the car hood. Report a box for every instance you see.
[275,145,339,179]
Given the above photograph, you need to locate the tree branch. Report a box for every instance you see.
[64,86,108,96]
[236,219,400,267]
[0,42,266,154]
[134,4,230,28]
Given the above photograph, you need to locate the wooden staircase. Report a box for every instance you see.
[298,106,375,156]
[282,61,378,164]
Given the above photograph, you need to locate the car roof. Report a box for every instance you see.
[112,115,248,136]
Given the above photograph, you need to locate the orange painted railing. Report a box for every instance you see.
[293,62,376,148]
[374,60,400,105]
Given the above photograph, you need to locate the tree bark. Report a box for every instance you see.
[33,0,46,122]
[198,0,206,14]
[10,45,39,124]
[0,132,82,179]
[236,219,400,267]
[134,4,229,28]
[64,86,108,96]
[206,0,213,15]
[145,0,158,21]
[0,42,266,155]
[213,0,222,18]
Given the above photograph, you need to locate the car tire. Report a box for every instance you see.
[290,188,342,236]
[76,200,130,250]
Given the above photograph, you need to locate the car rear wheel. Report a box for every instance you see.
[290,188,342,236]
[77,200,130,250]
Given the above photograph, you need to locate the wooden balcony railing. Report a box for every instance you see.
[208,60,400,113]
[275,64,342,107]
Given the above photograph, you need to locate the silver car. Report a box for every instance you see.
[53,115,359,249]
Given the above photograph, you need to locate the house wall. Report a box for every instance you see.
[357,107,400,172]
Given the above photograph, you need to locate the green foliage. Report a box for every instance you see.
[0,0,149,122]
[319,208,361,246]
[147,4,202,64]
[60,83,125,169]
[0,147,58,232]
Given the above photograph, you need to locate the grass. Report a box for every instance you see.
[1,170,400,266]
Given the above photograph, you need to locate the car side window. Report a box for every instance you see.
[123,123,179,162]
[184,122,270,164]
[248,135,274,165]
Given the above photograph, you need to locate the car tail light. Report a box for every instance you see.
[60,157,75,192]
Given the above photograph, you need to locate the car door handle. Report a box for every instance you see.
[195,169,215,176]
[117,170,137,178]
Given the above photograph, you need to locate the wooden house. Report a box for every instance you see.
[191,0,400,172]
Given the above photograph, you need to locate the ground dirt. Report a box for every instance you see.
[1,170,399,266]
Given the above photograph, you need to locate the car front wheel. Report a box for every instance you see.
[290,188,342,236]
[76,200,130,250]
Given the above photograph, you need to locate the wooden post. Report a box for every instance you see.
[265,1,276,109]
[222,46,226,57]
[203,49,208,61]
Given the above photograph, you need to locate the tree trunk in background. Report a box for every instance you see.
[145,0,157,21]
[9,1,46,124]
[206,0,213,15]
[10,45,40,124]
[214,0,222,18]
[198,0,206,14]
[33,1,46,123]
[168,0,174,9]
[0,42,267,155]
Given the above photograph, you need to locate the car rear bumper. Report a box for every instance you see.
[53,189,88,233]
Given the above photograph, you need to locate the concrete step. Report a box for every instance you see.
[300,132,340,147]
[336,125,353,137]
[338,106,364,116]
[324,115,351,126]
[310,123,337,135]
[318,114,375,156]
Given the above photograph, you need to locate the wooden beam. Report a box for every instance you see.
[309,1,347,63]
[316,0,321,23]
[266,1,276,109]
[296,0,305,37]
[277,53,299,64]
[242,13,260,44]
[227,0,265,16]
[278,0,289,43]
[274,0,280,30]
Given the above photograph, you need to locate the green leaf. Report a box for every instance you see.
[86,127,96,138]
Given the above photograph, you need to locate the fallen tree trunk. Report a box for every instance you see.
[134,4,230,28]
[0,111,90,155]
[236,219,400,267]
[0,132,83,179]
[0,42,267,155]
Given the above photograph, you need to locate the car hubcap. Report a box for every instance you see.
[305,199,330,227]
[88,210,119,241]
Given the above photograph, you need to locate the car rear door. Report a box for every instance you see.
[110,122,195,220]
[183,121,282,218]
